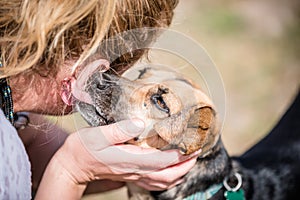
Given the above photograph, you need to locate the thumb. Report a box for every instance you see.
[77,118,145,150]
[100,118,145,145]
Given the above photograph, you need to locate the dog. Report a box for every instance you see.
[74,61,300,200]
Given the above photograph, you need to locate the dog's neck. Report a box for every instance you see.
[152,139,232,200]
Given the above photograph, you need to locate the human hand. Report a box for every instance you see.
[53,119,198,190]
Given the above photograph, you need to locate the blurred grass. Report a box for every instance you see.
[172,0,299,155]
[52,1,300,199]
[192,7,245,35]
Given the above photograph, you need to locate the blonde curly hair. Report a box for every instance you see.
[0,0,178,78]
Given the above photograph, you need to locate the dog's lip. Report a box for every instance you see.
[94,107,116,125]
[94,108,108,125]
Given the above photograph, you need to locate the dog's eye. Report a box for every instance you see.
[150,94,170,114]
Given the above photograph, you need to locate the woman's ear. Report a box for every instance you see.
[74,59,110,89]
[61,77,75,106]
[60,59,110,106]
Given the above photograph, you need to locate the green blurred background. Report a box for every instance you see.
[54,1,300,199]
[171,0,299,156]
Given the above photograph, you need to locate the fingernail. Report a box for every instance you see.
[189,149,202,157]
[168,179,184,189]
[175,179,184,185]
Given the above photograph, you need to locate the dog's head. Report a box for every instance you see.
[75,63,220,156]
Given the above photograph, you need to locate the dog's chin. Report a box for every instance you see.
[74,100,113,127]
[95,105,116,125]
[94,111,112,126]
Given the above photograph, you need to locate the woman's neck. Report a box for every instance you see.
[9,73,72,115]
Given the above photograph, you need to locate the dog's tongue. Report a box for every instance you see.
[60,59,110,105]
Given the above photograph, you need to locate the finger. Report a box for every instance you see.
[99,118,145,144]
[98,173,142,182]
[137,177,184,190]
[135,181,164,191]
[116,145,197,169]
[166,179,185,189]
[91,145,196,174]
[143,157,197,183]
[77,118,145,150]
[135,178,183,191]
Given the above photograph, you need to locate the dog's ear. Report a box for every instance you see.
[182,106,219,155]
[153,105,219,155]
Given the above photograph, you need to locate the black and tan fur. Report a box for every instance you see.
[75,66,300,200]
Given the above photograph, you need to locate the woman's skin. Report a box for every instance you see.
[18,113,125,194]
[12,61,198,199]
[10,63,74,114]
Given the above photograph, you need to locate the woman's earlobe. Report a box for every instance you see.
[60,77,75,106]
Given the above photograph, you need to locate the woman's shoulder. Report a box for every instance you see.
[0,110,31,199]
